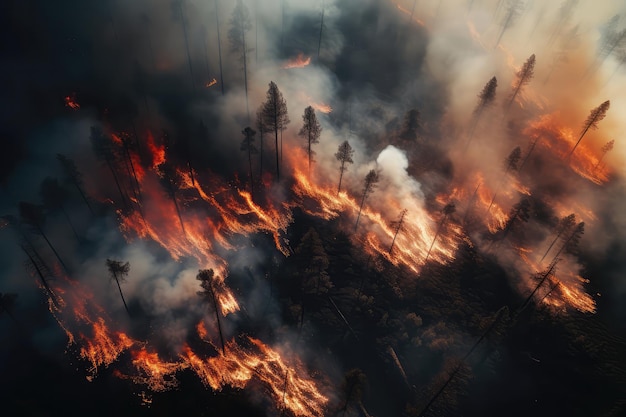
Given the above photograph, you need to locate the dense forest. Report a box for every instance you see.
[1,0,626,416]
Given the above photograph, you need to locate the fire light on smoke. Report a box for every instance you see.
[64,94,80,110]
[311,102,332,114]
[283,53,311,69]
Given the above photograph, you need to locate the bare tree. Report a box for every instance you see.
[335,141,354,195]
[507,54,536,109]
[425,203,456,262]
[229,0,252,120]
[40,177,80,241]
[177,0,195,89]
[106,259,131,315]
[389,209,408,255]
[317,1,325,60]
[355,170,380,232]
[256,109,267,180]
[19,202,68,273]
[57,154,94,215]
[157,161,186,235]
[214,0,225,95]
[90,126,129,209]
[298,106,322,174]
[567,100,610,159]
[259,81,290,180]
[339,369,367,417]
[196,269,226,355]
[593,139,615,171]
[21,242,60,309]
[240,127,258,196]
[540,213,576,262]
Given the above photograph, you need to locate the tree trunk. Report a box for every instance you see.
[337,160,346,195]
[215,0,225,95]
[61,205,81,242]
[37,225,69,274]
[209,287,226,355]
[114,273,131,315]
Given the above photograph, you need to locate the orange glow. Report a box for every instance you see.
[205,78,217,88]
[525,113,611,184]
[79,318,135,378]
[283,53,311,69]
[64,94,80,110]
[182,336,328,417]
[393,2,426,27]
[311,102,332,114]
[127,348,184,391]
[145,130,166,169]
[288,150,457,271]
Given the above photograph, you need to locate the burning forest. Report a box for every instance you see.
[1,0,626,416]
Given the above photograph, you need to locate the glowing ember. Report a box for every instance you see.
[283,53,311,69]
[126,348,184,391]
[205,78,217,88]
[64,94,80,110]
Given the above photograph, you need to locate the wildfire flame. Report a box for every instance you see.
[283,53,312,69]
[205,78,217,88]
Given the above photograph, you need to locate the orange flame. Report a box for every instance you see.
[205,78,217,88]
[182,337,328,417]
[283,53,311,69]
[145,130,166,169]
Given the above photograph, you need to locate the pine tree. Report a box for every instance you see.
[593,139,615,171]
[196,269,226,355]
[106,259,131,315]
[567,100,610,159]
[90,126,129,209]
[19,202,69,273]
[57,154,94,215]
[425,203,456,262]
[389,209,408,255]
[540,213,576,262]
[240,127,258,196]
[335,141,354,195]
[467,76,497,146]
[259,81,290,180]
[298,106,322,174]
[355,170,379,232]
[507,54,536,109]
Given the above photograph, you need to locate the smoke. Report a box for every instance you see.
[2,0,626,415]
